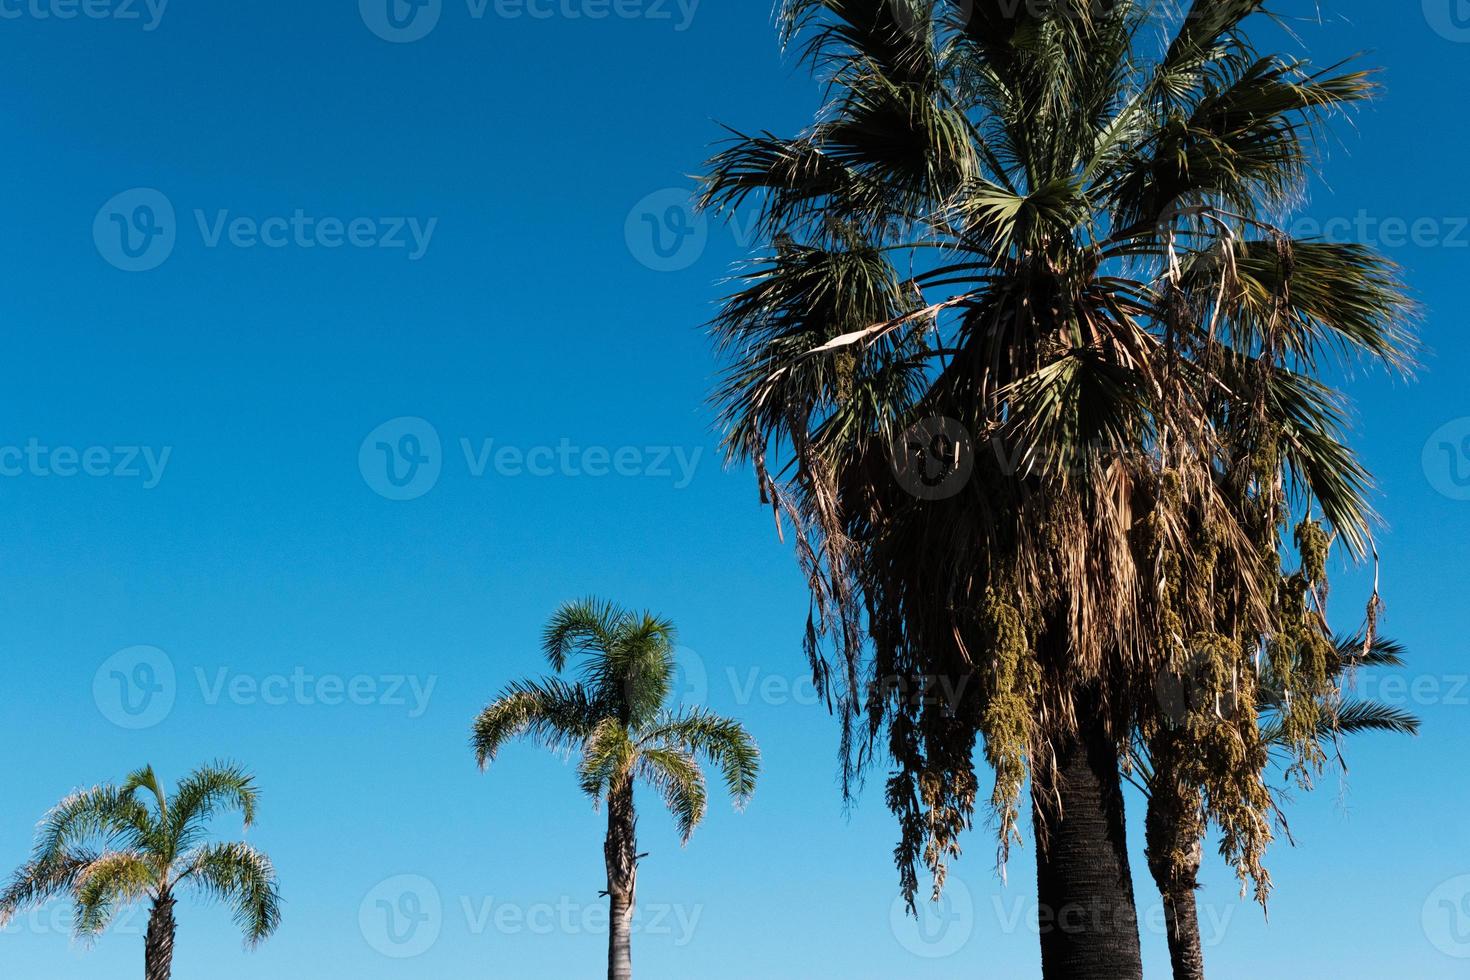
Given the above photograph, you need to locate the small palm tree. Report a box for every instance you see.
[1133,635,1421,979]
[472,598,759,980]
[0,763,282,980]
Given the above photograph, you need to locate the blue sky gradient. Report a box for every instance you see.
[1,2,1468,977]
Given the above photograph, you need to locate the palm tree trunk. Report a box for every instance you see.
[1159,876,1205,980]
[144,893,177,980]
[604,780,638,980]
[1032,692,1143,980]
[1145,759,1206,980]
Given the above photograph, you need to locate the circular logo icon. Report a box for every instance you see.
[1423,417,1470,501]
[94,645,176,730]
[360,874,443,958]
[1424,875,1470,958]
[889,0,972,38]
[360,417,443,501]
[94,189,176,273]
[669,645,710,709]
[625,189,708,273]
[890,417,974,501]
[1154,645,1238,728]
[1425,0,1470,42]
[890,878,974,959]
[360,0,441,42]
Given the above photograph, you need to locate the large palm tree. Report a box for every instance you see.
[698,2,1413,976]
[0,763,281,980]
[471,598,760,980]
[1135,635,1421,979]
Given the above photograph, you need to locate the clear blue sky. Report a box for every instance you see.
[1,2,1467,977]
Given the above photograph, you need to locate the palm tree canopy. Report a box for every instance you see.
[0,762,282,946]
[700,0,1415,907]
[473,598,759,843]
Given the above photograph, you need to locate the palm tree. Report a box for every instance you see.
[1135,635,1420,979]
[698,2,1414,976]
[471,598,760,980]
[0,763,282,980]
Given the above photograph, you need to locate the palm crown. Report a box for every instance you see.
[700,0,1415,906]
[0,763,281,946]
[472,598,759,842]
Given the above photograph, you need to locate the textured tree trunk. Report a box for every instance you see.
[604,780,638,980]
[1032,696,1144,980]
[144,893,177,980]
[1145,758,1206,980]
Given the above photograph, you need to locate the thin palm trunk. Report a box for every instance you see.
[144,893,176,980]
[1145,775,1206,980]
[604,780,638,980]
[1032,695,1143,980]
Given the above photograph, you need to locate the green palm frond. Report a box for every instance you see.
[637,748,707,845]
[0,851,97,928]
[578,719,637,802]
[642,709,761,809]
[541,596,626,672]
[472,677,599,768]
[72,851,154,938]
[169,762,259,851]
[179,843,282,947]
